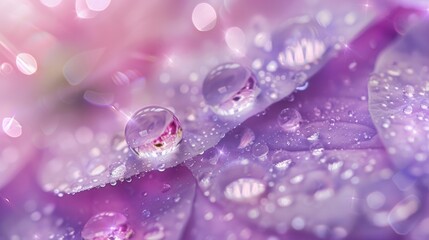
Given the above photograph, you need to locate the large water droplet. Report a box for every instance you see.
[277,108,302,132]
[224,177,266,202]
[202,63,260,116]
[125,106,182,158]
[273,18,326,70]
[81,212,133,240]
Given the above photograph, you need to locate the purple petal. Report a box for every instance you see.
[185,8,424,239]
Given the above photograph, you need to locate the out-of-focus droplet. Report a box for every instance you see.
[63,48,104,85]
[125,106,183,158]
[192,3,217,32]
[202,63,260,116]
[86,0,111,12]
[0,62,13,74]
[271,150,293,170]
[40,0,62,7]
[15,53,37,75]
[238,128,255,149]
[81,212,133,240]
[2,117,22,138]
[143,223,165,240]
[278,108,302,132]
[225,27,246,57]
[224,178,266,202]
[388,195,420,235]
[273,19,326,70]
[83,90,114,106]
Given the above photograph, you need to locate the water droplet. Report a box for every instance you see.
[86,0,111,12]
[403,105,413,115]
[143,223,165,240]
[202,63,260,116]
[15,53,37,75]
[271,150,293,170]
[291,216,306,230]
[81,212,133,240]
[192,3,217,31]
[0,62,13,74]
[224,178,266,202]
[366,191,386,210]
[403,85,415,98]
[2,117,22,138]
[274,19,326,70]
[252,142,269,158]
[310,143,324,157]
[162,183,171,193]
[125,106,182,158]
[225,27,246,56]
[277,108,302,132]
[40,0,62,8]
[387,67,401,77]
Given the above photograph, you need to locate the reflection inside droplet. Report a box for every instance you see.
[202,63,260,116]
[125,106,182,158]
[224,177,266,202]
[273,19,326,70]
[277,108,302,132]
[81,212,133,240]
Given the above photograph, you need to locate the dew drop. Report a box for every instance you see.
[310,142,325,157]
[192,3,217,32]
[143,223,165,240]
[125,106,182,158]
[251,142,269,158]
[81,212,133,240]
[271,150,293,170]
[224,178,266,202]
[0,62,13,74]
[225,27,246,56]
[277,108,302,132]
[202,63,260,116]
[403,85,415,98]
[403,105,413,115]
[15,53,37,75]
[2,117,22,138]
[274,20,326,70]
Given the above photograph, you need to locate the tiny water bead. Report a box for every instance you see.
[125,106,182,158]
[81,212,133,240]
[202,63,260,116]
[277,108,302,132]
[272,18,327,70]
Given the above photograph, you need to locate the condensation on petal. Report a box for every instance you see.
[369,20,429,175]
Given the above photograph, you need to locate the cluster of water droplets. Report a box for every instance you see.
[369,20,429,178]
[36,0,377,199]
